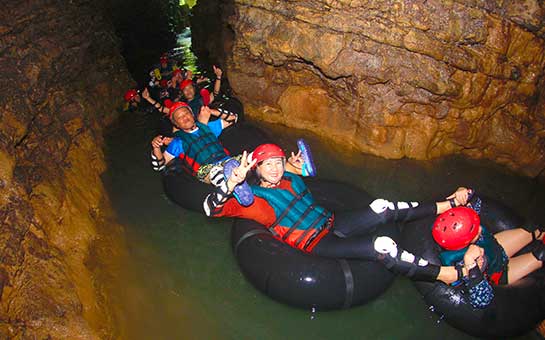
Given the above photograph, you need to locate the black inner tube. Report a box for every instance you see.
[400,196,545,338]
[231,178,399,310]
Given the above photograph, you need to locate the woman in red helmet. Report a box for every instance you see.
[203,143,472,271]
[423,206,545,308]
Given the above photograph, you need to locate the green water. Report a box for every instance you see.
[103,112,544,339]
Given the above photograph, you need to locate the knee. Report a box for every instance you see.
[369,199,394,214]
[373,236,398,257]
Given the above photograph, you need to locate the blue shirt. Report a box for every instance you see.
[165,120,223,158]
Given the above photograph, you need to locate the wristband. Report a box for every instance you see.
[465,261,477,270]
[455,263,464,281]
[449,198,456,208]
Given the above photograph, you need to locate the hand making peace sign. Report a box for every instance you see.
[227,151,257,188]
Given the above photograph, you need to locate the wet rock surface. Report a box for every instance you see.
[207,0,545,177]
[191,0,236,67]
[1,0,132,338]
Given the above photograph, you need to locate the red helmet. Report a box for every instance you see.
[168,101,192,119]
[124,89,138,102]
[160,55,168,63]
[432,207,481,250]
[160,79,168,88]
[251,144,285,164]
[163,99,173,108]
[180,79,193,90]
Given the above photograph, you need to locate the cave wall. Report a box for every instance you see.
[195,0,545,177]
[190,0,236,67]
[0,0,132,338]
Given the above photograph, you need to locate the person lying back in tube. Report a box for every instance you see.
[378,203,545,309]
[149,54,179,85]
[150,103,304,206]
[124,87,170,116]
[179,65,225,118]
[202,143,472,265]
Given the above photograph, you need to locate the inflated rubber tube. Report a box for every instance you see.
[162,122,271,213]
[400,197,545,338]
[232,179,399,310]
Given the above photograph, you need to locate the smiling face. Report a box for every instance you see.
[170,107,195,131]
[257,157,285,186]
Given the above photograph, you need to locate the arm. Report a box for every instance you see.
[462,245,493,308]
[142,88,170,115]
[199,106,236,129]
[435,187,472,215]
[150,136,165,172]
[212,65,222,96]
[203,151,256,216]
[150,135,173,172]
[198,106,212,125]
[436,245,493,308]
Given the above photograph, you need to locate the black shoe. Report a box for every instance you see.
[532,239,545,262]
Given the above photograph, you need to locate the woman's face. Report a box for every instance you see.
[257,157,285,185]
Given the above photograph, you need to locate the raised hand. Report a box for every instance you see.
[446,187,470,206]
[151,135,164,149]
[213,65,223,79]
[227,151,256,187]
[464,244,484,269]
[142,88,150,100]
[288,150,303,168]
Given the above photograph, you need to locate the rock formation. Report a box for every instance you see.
[1,1,133,338]
[191,0,236,67]
[195,0,545,177]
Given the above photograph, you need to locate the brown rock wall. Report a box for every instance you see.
[225,0,545,176]
[1,0,131,338]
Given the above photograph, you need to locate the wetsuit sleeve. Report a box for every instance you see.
[216,108,238,126]
[165,139,184,158]
[150,152,166,172]
[203,166,236,216]
[207,119,223,137]
[464,266,494,309]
